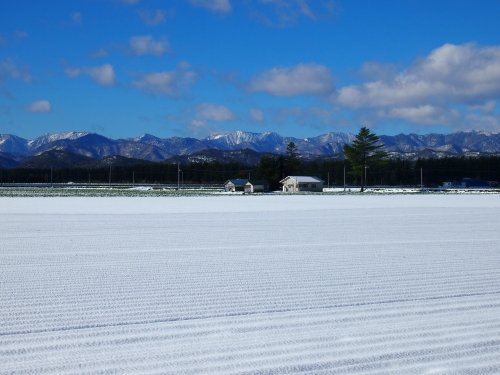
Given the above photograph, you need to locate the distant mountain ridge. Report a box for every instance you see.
[1,130,500,168]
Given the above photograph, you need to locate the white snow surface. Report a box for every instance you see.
[1,195,500,374]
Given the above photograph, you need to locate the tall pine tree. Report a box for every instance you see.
[343,127,388,192]
[284,142,301,176]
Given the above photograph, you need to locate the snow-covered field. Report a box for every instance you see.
[1,195,500,374]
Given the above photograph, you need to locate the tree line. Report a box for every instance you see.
[1,155,499,188]
[1,128,499,188]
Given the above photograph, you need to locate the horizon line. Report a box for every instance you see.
[2,129,499,141]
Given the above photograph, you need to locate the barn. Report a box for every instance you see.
[280,176,324,193]
[224,179,248,192]
[244,180,269,193]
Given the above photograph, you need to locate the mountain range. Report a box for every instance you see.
[1,130,500,168]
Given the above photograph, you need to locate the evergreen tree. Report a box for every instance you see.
[343,127,388,192]
[284,141,301,176]
[255,155,283,190]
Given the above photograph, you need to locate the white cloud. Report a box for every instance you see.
[129,35,169,56]
[90,48,109,58]
[463,113,500,131]
[470,100,496,112]
[122,0,140,4]
[251,0,334,27]
[65,64,116,86]
[384,105,450,125]
[0,59,32,83]
[86,65,115,85]
[359,61,398,81]
[249,108,265,122]
[189,0,232,13]
[337,43,500,109]
[189,119,207,132]
[133,65,197,96]
[333,43,500,131]
[196,103,235,121]
[189,102,235,132]
[296,0,316,19]
[27,100,51,113]
[249,63,334,96]
[138,9,170,26]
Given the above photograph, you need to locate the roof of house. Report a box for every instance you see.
[246,180,268,186]
[279,176,323,183]
[224,179,248,186]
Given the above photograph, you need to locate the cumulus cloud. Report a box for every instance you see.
[196,103,235,121]
[381,105,452,125]
[90,48,109,58]
[65,64,116,86]
[463,112,500,131]
[334,43,500,130]
[249,63,334,96]
[0,59,32,83]
[129,35,169,56]
[249,108,265,122]
[251,0,334,27]
[338,43,500,109]
[189,0,232,13]
[27,100,51,113]
[359,61,398,81]
[133,64,197,96]
[189,102,235,132]
[138,9,170,26]
[470,100,496,112]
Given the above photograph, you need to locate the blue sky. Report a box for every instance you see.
[1,0,500,139]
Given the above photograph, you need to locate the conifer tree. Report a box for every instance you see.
[285,142,300,175]
[343,127,388,192]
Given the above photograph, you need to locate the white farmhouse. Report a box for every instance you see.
[280,176,324,193]
[244,180,269,193]
[224,179,248,192]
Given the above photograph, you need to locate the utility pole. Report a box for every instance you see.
[109,165,111,187]
[327,172,330,188]
[132,171,135,186]
[50,167,53,187]
[420,167,423,189]
[177,162,180,190]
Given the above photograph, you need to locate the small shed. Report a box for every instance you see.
[224,179,248,192]
[244,180,269,193]
[280,176,324,193]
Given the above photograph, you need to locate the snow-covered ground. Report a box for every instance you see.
[1,195,500,374]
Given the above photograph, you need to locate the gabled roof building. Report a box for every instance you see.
[224,179,248,192]
[244,180,269,193]
[280,176,324,193]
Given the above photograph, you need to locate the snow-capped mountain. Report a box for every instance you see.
[205,131,286,152]
[131,134,207,156]
[0,130,500,166]
[0,134,30,155]
[27,132,91,150]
